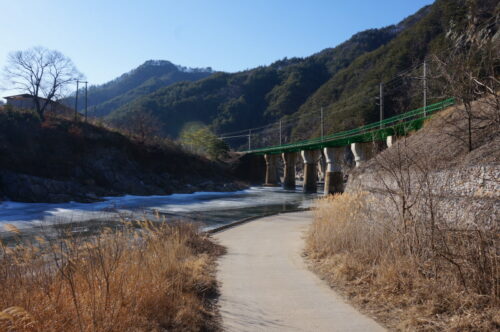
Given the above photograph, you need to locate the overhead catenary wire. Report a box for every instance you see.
[219,66,420,139]
[218,15,499,146]
[218,92,378,139]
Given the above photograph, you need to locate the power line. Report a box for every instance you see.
[219,94,377,138]
[84,81,88,122]
[218,87,382,138]
[218,134,250,139]
[218,16,499,142]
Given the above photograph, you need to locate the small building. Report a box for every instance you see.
[4,94,74,117]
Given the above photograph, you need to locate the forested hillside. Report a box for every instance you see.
[67,60,213,117]
[105,0,498,145]
[105,6,430,138]
[291,0,498,139]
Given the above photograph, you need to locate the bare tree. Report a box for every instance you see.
[122,110,162,144]
[2,47,83,120]
[432,10,499,151]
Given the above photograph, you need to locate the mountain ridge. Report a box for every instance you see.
[68,60,214,117]
[104,0,496,147]
[105,6,428,139]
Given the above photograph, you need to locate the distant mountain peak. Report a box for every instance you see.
[140,59,214,74]
[143,59,174,67]
[66,59,214,116]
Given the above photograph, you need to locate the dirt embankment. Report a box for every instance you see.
[0,110,245,203]
[347,101,499,228]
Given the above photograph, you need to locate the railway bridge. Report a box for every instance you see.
[246,98,454,194]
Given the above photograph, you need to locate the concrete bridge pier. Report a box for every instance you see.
[386,135,396,148]
[350,142,375,167]
[301,150,321,193]
[264,154,279,186]
[282,152,297,190]
[323,147,344,195]
[317,153,326,182]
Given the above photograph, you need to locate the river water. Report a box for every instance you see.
[0,186,320,241]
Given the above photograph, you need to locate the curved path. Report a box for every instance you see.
[215,211,385,332]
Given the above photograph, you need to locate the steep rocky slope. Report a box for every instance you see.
[0,110,242,203]
[346,99,499,228]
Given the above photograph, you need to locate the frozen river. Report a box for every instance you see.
[0,186,319,240]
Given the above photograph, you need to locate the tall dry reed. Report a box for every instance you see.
[0,220,223,332]
[306,193,499,331]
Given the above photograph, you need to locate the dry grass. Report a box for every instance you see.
[306,193,499,331]
[0,220,224,332]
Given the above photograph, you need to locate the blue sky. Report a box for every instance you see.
[0,0,434,89]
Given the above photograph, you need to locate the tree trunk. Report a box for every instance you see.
[465,102,473,152]
[33,97,45,121]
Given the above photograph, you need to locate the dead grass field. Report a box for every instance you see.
[306,100,500,330]
[0,220,224,332]
[306,193,499,331]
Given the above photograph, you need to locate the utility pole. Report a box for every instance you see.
[248,129,252,151]
[320,107,324,140]
[423,61,427,116]
[379,82,384,128]
[84,81,88,122]
[279,120,282,145]
[74,80,79,121]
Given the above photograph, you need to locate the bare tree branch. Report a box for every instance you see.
[2,47,83,120]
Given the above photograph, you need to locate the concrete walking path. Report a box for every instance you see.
[214,211,385,332]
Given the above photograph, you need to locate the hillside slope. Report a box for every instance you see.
[292,0,498,139]
[0,110,242,203]
[67,60,213,117]
[105,0,497,146]
[306,98,499,330]
[106,6,431,139]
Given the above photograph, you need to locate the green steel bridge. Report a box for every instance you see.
[248,98,455,155]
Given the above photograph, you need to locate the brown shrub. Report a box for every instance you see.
[306,193,499,331]
[0,221,223,332]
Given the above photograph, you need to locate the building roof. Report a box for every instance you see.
[4,94,67,105]
[4,94,73,112]
[4,94,36,100]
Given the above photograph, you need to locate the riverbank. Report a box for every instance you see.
[0,199,316,331]
[0,110,244,203]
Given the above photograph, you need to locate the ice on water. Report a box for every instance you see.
[0,186,316,231]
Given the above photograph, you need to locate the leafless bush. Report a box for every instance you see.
[373,135,498,292]
[432,11,499,151]
[114,110,162,144]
